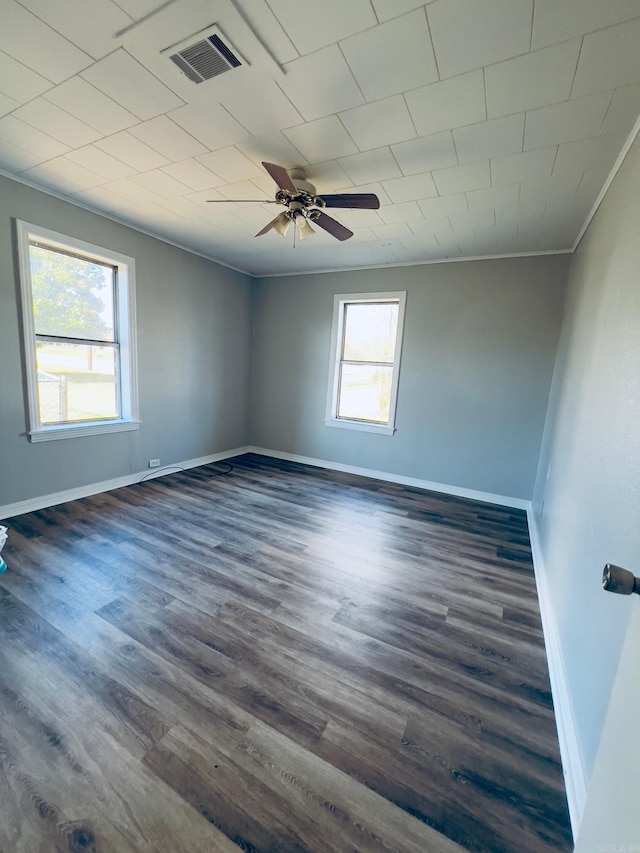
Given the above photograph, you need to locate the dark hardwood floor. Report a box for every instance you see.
[0,453,572,852]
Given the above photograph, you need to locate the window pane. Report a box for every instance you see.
[337,363,393,423]
[343,302,399,363]
[36,342,118,424]
[29,244,115,342]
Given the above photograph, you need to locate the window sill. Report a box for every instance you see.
[29,420,140,442]
[324,417,395,436]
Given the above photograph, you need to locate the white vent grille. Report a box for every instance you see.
[168,32,242,84]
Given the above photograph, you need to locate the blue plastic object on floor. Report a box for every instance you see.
[0,557,6,575]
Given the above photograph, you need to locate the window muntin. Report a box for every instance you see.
[17,221,138,441]
[326,292,406,435]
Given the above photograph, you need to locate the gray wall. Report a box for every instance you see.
[0,175,253,508]
[251,256,569,500]
[532,134,640,779]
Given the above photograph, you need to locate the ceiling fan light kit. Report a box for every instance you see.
[207,162,380,246]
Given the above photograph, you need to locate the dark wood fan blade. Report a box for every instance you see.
[262,162,298,194]
[206,199,278,203]
[320,193,380,210]
[313,212,353,241]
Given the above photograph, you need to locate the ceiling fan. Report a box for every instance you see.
[206,162,380,242]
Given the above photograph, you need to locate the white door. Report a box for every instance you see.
[574,600,640,851]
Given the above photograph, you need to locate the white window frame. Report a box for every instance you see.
[325,291,406,436]
[16,220,139,442]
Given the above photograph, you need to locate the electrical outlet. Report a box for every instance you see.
[148,459,160,468]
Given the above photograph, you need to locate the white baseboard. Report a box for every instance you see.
[0,446,252,521]
[527,507,587,840]
[248,446,530,510]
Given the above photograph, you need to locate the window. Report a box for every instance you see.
[17,221,138,442]
[325,291,406,435]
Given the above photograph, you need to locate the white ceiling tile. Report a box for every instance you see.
[0,51,52,102]
[186,187,249,223]
[552,133,628,177]
[169,103,251,151]
[417,193,469,220]
[305,160,352,191]
[600,83,640,135]
[81,49,183,121]
[433,236,464,256]
[466,183,519,212]
[339,96,416,151]
[217,181,272,201]
[372,0,437,24]
[332,182,392,206]
[448,208,496,231]
[453,114,524,164]
[427,0,533,79]
[197,148,264,183]
[284,116,358,162]
[232,205,280,228]
[129,116,207,161]
[101,177,162,205]
[409,216,453,239]
[337,207,384,228]
[22,155,105,192]
[161,159,226,191]
[544,195,594,224]
[519,172,583,205]
[157,196,212,219]
[432,160,491,195]
[227,2,299,65]
[485,40,582,119]
[370,222,415,241]
[0,115,69,158]
[120,202,183,229]
[0,137,46,171]
[479,221,519,243]
[222,79,304,136]
[95,132,170,171]
[237,133,309,169]
[66,145,137,180]
[495,200,546,225]
[491,147,557,186]
[280,45,363,121]
[266,0,377,54]
[349,226,377,242]
[576,167,612,205]
[71,185,134,213]
[379,201,424,224]
[513,222,544,251]
[532,0,640,50]
[16,0,132,60]
[0,92,19,116]
[391,132,458,176]
[43,78,139,135]
[338,148,402,185]
[340,10,438,101]
[405,71,486,136]
[524,93,613,150]
[107,0,164,20]
[14,98,101,147]
[382,172,438,203]
[131,170,190,198]
[572,18,640,98]
[0,1,91,83]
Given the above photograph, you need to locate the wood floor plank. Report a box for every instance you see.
[0,453,572,852]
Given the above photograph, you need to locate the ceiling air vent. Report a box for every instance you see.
[166,28,243,84]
